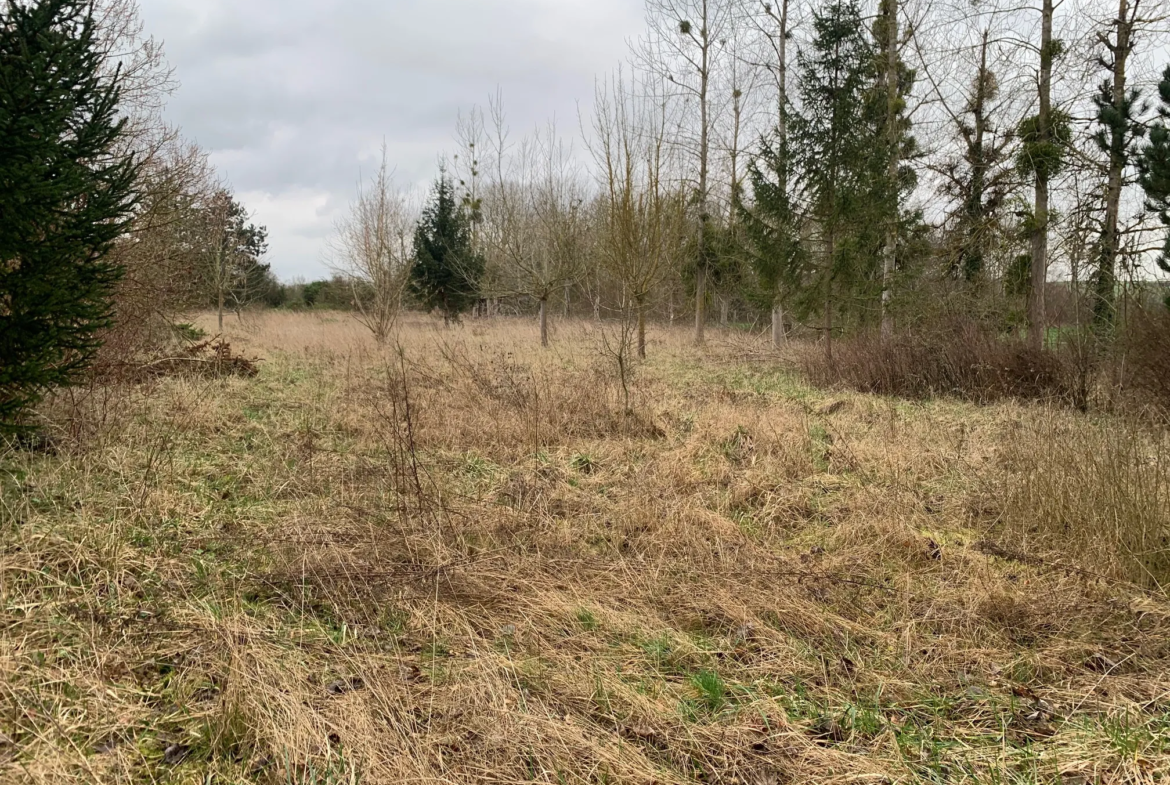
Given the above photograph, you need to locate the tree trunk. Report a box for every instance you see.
[720,296,729,326]
[563,282,571,319]
[963,30,991,282]
[1028,0,1054,350]
[217,288,224,333]
[694,266,707,345]
[539,297,549,347]
[636,295,647,359]
[825,232,834,363]
[772,305,787,348]
[770,306,784,348]
[1094,0,1130,333]
[881,0,899,339]
[773,0,792,352]
[694,0,711,347]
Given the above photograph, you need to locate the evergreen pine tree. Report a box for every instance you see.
[410,172,484,322]
[786,0,885,356]
[1090,25,1146,330]
[199,190,270,328]
[0,0,139,432]
[1138,66,1170,301]
[869,0,919,315]
[740,132,804,326]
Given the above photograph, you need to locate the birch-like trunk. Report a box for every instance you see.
[772,305,787,348]
[880,0,899,338]
[1028,0,1054,350]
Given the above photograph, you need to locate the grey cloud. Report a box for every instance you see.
[137,0,644,279]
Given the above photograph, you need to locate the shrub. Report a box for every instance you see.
[1119,310,1170,417]
[800,321,1078,405]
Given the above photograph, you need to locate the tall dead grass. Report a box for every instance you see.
[1119,310,1170,419]
[995,412,1170,591]
[2,311,1169,785]
[800,312,1170,420]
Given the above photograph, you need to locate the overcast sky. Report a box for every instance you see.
[136,0,646,281]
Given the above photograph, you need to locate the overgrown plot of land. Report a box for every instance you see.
[1,313,1168,784]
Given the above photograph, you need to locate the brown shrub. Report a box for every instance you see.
[1120,310,1170,417]
[800,322,1079,405]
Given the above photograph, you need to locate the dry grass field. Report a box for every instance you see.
[2,311,1168,784]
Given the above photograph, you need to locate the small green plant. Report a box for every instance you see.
[731,508,760,537]
[839,700,885,740]
[683,669,729,719]
[460,452,496,480]
[720,426,753,464]
[379,606,409,635]
[570,453,598,474]
[808,423,832,472]
[283,747,360,785]
[1100,710,1163,758]
[422,640,450,660]
[574,608,599,631]
[641,634,675,671]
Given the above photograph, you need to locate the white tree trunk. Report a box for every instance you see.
[772,305,787,349]
[881,0,899,339]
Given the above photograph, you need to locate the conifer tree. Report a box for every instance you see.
[410,172,484,322]
[199,189,270,331]
[1139,66,1170,301]
[0,0,139,431]
[1090,0,1146,332]
[740,133,804,339]
[787,0,885,358]
[869,0,918,332]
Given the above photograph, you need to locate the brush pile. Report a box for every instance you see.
[138,336,259,379]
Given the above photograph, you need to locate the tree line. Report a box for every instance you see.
[326,0,1170,360]
[4,0,1170,430]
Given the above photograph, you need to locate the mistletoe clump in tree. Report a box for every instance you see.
[0,0,140,432]
[410,172,484,322]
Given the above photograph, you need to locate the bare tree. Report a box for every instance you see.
[590,72,686,359]
[331,148,415,344]
[200,191,233,334]
[88,0,226,364]
[916,19,1024,287]
[453,106,486,256]
[637,0,738,345]
[479,98,587,346]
